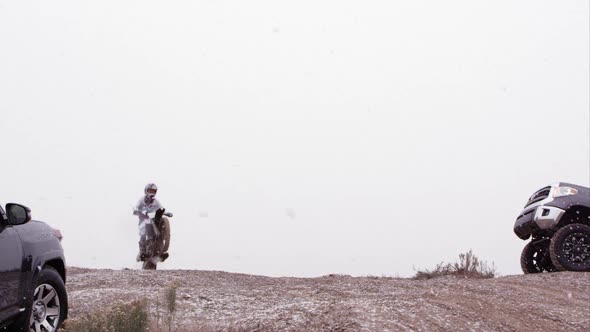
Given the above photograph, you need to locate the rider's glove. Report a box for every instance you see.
[134,210,148,219]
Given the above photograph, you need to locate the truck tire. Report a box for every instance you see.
[520,239,556,273]
[23,266,68,331]
[549,223,590,271]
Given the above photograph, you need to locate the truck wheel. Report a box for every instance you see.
[520,239,556,273]
[550,223,590,271]
[25,266,68,332]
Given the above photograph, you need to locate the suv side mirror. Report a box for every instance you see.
[5,203,31,225]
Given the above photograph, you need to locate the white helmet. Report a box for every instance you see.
[144,183,158,199]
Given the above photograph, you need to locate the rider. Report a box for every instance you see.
[133,183,165,262]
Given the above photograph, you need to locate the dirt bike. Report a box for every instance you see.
[141,208,172,270]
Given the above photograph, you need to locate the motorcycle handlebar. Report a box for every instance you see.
[135,209,173,218]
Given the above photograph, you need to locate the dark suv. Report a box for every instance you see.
[514,183,590,273]
[0,203,68,331]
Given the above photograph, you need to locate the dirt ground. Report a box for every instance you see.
[64,268,590,331]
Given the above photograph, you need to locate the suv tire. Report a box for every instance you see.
[520,239,556,273]
[23,267,68,332]
[549,223,590,272]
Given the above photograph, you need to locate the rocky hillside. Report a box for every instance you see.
[64,268,589,331]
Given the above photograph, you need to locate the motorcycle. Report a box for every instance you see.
[140,208,173,270]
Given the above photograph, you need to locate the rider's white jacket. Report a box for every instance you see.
[134,196,163,236]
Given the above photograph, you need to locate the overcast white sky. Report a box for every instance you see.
[1,0,588,277]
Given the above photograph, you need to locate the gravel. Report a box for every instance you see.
[65,268,590,331]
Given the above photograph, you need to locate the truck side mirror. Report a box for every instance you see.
[6,203,32,225]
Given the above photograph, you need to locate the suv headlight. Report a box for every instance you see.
[553,186,578,198]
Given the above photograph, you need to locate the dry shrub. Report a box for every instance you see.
[165,283,179,332]
[64,300,149,332]
[150,283,180,332]
[413,249,497,280]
